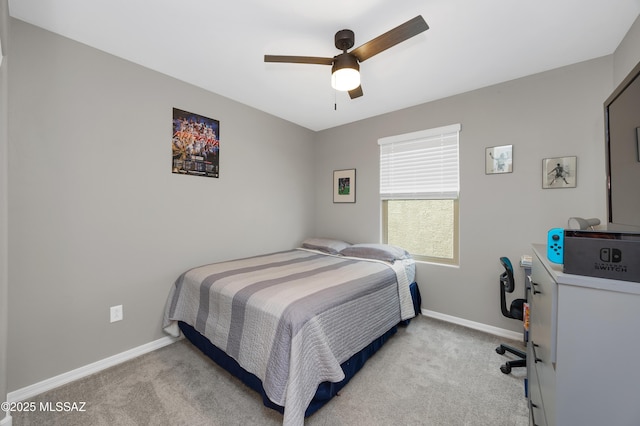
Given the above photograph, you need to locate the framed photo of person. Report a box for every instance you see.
[485,145,513,174]
[542,156,577,188]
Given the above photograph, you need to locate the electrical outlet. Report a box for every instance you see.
[110,305,123,323]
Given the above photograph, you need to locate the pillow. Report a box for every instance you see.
[301,238,351,255]
[339,243,411,262]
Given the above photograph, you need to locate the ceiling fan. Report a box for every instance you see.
[264,15,429,99]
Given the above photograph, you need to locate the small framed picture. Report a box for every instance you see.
[485,145,513,174]
[172,108,220,178]
[333,169,356,203]
[542,156,577,189]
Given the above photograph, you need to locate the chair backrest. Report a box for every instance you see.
[499,256,515,318]
[499,256,515,293]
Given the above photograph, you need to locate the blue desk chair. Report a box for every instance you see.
[495,256,527,374]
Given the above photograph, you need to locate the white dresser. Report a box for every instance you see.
[528,244,640,426]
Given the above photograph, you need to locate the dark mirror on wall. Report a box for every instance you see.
[604,60,640,231]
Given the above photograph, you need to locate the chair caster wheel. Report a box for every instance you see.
[500,364,511,374]
[496,346,506,355]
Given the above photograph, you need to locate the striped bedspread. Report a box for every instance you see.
[163,248,415,426]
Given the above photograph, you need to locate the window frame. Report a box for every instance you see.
[378,124,461,265]
[381,199,459,265]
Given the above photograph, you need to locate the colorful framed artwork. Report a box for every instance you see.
[333,169,356,203]
[542,156,577,189]
[172,108,220,178]
[485,145,513,174]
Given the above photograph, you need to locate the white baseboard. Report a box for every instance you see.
[421,309,523,341]
[7,335,180,403]
[0,413,11,426]
[6,314,518,405]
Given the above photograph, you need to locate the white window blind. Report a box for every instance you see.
[378,124,460,200]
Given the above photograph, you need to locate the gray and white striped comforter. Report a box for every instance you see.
[163,248,415,426]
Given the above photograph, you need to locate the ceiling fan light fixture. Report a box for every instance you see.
[331,54,360,92]
[265,16,428,99]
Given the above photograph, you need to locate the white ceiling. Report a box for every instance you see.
[8,0,640,131]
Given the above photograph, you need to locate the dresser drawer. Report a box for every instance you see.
[529,255,557,364]
[531,337,556,425]
[527,343,547,426]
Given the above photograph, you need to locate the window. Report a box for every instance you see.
[379,124,460,265]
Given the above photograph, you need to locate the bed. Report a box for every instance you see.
[162,238,419,426]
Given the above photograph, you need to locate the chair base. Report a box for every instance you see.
[496,343,526,374]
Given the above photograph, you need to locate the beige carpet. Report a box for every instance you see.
[12,316,529,425]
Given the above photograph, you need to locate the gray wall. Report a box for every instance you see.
[1,0,9,420]
[613,15,640,84]
[313,11,640,331]
[313,57,613,332]
[7,20,316,391]
[5,13,640,397]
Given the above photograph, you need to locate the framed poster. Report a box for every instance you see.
[543,156,576,188]
[333,169,356,203]
[485,145,513,174]
[172,108,220,178]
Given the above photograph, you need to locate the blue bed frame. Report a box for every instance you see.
[178,282,421,418]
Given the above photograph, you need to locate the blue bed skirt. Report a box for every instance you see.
[178,282,421,417]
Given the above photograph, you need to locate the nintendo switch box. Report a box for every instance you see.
[563,230,640,283]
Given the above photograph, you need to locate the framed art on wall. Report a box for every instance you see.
[485,145,513,174]
[542,156,576,188]
[333,169,356,203]
[172,108,220,178]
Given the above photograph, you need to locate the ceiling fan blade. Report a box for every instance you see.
[350,15,429,62]
[348,85,363,99]
[264,55,334,65]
